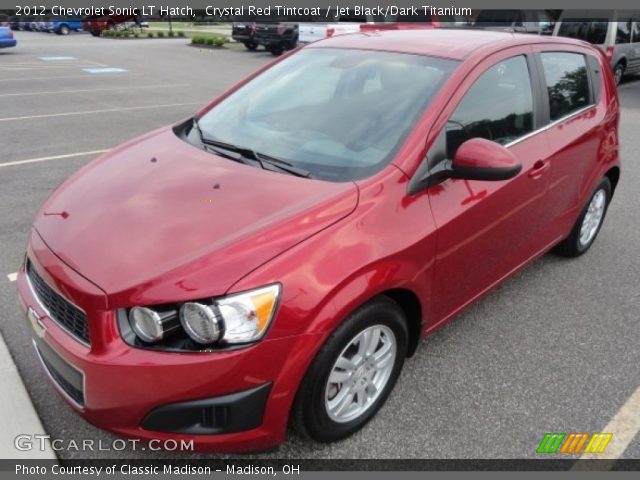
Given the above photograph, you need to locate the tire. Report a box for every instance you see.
[287,36,299,50]
[555,177,612,257]
[244,41,258,51]
[613,62,625,86]
[269,45,284,56]
[90,30,100,37]
[59,25,70,36]
[292,296,408,443]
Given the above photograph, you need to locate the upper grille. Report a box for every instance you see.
[26,259,90,345]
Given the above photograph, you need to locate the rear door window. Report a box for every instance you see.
[557,19,608,45]
[616,18,633,44]
[632,20,640,42]
[540,52,591,121]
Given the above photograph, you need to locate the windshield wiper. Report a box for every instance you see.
[192,118,249,165]
[192,118,312,178]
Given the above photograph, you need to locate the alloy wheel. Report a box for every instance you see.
[324,325,397,423]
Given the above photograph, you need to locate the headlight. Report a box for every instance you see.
[129,307,179,343]
[123,284,281,350]
[180,302,223,345]
[215,284,280,344]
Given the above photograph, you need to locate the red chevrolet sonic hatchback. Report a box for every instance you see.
[17,30,620,451]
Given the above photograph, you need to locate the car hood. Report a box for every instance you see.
[34,127,358,306]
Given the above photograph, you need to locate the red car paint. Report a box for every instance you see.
[16,30,620,451]
[359,16,441,32]
[83,13,138,36]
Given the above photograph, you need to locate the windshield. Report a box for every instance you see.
[197,48,458,181]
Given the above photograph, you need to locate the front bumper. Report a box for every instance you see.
[16,231,324,451]
[231,33,253,43]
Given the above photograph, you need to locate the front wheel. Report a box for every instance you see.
[286,36,299,50]
[292,297,408,443]
[59,24,70,35]
[613,62,625,86]
[555,177,612,257]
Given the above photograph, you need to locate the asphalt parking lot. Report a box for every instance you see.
[1,31,639,460]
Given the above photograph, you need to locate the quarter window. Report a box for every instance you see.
[616,19,632,44]
[541,52,591,121]
[446,55,534,158]
[632,21,640,42]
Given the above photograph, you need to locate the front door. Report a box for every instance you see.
[427,50,552,324]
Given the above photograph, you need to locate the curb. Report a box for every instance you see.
[0,332,57,459]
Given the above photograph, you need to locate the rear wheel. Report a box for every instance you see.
[59,24,70,36]
[613,62,625,86]
[292,297,408,442]
[90,29,100,37]
[555,177,612,257]
[243,41,258,51]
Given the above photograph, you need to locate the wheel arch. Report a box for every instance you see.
[379,288,423,357]
[604,166,620,196]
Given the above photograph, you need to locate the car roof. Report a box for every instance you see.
[309,29,588,60]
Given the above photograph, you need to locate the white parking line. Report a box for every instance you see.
[0,102,201,123]
[579,386,640,460]
[0,150,109,169]
[0,60,105,68]
[0,83,189,98]
[7,273,17,282]
[0,73,142,82]
[572,385,640,471]
[39,56,76,61]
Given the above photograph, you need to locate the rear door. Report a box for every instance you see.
[614,15,635,71]
[535,47,609,241]
[427,47,552,324]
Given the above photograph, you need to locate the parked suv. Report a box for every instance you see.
[231,16,258,50]
[554,10,640,85]
[17,30,620,452]
[253,19,299,55]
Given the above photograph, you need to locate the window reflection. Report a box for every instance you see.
[541,52,590,121]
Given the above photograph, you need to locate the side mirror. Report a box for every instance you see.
[451,138,522,181]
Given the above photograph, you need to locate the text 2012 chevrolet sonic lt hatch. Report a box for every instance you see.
[17,30,620,451]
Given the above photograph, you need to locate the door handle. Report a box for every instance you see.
[528,160,550,179]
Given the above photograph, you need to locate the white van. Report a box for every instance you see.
[554,10,640,85]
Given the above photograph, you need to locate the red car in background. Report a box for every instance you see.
[84,12,139,36]
[17,30,620,451]
[359,11,469,32]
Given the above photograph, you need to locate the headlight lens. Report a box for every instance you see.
[180,302,223,345]
[129,307,179,343]
[216,284,280,344]
[124,284,280,349]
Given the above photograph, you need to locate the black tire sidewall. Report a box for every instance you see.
[614,63,624,85]
[295,297,408,443]
[573,178,612,254]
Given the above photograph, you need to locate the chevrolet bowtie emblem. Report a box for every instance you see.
[27,307,46,338]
